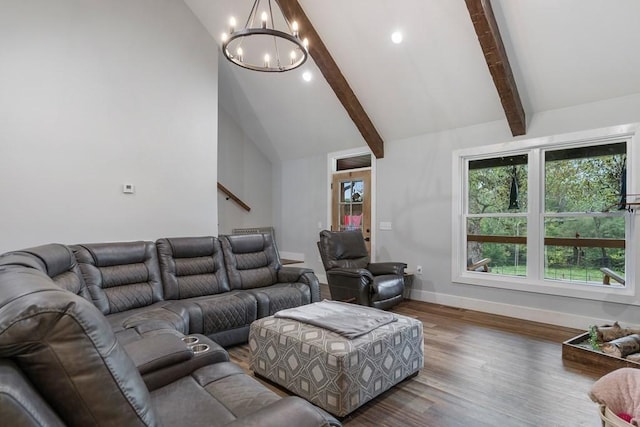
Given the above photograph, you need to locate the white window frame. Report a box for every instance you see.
[452,124,639,304]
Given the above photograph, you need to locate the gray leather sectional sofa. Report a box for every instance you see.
[0,234,340,426]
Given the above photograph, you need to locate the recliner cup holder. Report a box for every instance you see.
[182,336,199,344]
[190,343,209,354]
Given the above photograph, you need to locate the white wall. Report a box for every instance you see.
[278,93,640,328]
[0,0,219,252]
[217,107,273,235]
[278,154,327,264]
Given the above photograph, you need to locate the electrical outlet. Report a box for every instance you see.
[416,265,423,275]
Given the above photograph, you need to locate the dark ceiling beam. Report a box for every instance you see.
[276,0,385,158]
[465,0,526,136]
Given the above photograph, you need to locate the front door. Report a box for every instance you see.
[331,170,372,252]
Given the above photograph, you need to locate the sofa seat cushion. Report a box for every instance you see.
[151,362,279,425]
[173,291,257,338]
[151,362,340,427]
[247,283,311,318]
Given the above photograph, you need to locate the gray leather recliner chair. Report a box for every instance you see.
[317,230,406,310]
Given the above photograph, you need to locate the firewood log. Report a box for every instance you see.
[625,352,640,363]
[593,322,640,342]
[601,334,640,358]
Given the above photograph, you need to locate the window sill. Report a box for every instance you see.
[453,270,635,305]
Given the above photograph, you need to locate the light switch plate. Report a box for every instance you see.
[379,221,392,230]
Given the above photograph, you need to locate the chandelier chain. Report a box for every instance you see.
[267,0,282,68]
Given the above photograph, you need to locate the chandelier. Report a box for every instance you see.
[221,0,309,72]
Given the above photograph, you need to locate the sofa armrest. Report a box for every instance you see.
[327,267,374,281]
[278,267,321,302]
[124,334,229,391]
[124,334,193,375]
[224,396,341,427]
[277,266,313,281]
[326,269,373,305]
[367,262,406,276]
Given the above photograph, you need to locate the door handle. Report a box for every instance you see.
[364,237,370,242]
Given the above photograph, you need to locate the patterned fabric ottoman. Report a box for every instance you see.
[249,310,423,417]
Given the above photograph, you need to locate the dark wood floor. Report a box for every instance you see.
[228,292,610,426]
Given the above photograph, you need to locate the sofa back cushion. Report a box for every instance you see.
[73,241,163,315]
[156,236,230,299]
[221,234,280,290]
[7,244,92,301]
[0,264,158,426]
[318,230,370,270]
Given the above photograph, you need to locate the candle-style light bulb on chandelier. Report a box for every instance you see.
[222,0,309,72]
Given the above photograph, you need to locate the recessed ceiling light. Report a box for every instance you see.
[302,71,312,82]
[391,31,403,44]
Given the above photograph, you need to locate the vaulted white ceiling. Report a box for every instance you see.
[184,0,640,162]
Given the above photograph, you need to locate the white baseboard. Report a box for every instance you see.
[409,289,616,330]
[317,279,617,329]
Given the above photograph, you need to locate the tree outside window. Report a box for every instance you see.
[465,142,627,286]
[467,155,528,277]
[543,143,626,284]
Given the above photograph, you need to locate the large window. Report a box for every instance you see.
[467,155,528,277]
[543,144,626,284]
[453,125,638,301]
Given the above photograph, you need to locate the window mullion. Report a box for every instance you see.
[527,149,542,280]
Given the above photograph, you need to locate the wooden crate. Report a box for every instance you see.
[562,332,640,370]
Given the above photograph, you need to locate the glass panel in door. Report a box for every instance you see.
[339,179,364,231]
[331,169,372,252]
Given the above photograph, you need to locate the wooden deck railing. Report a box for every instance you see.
[601,268,625,285]
[467,234,625,284]
[467,235,625,248]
